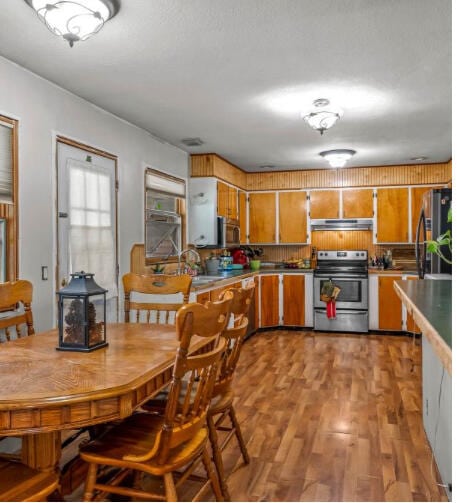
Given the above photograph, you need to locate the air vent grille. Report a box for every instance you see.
[181,137,204,147]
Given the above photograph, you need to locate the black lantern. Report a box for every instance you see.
[57,271,108,352]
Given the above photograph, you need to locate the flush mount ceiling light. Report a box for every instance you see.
[320,149,356,168]
[24,0,120,47]
[301,98,343,135]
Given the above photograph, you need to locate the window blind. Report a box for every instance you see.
[0,122,13,204]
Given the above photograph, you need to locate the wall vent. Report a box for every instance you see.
[181,137,204,147]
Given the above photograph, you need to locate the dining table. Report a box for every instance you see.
[0,322,213,474]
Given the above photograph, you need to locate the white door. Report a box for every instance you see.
[57,140,118,321]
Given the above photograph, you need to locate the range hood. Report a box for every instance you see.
[311,219,373,231]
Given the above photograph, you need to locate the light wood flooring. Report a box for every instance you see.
[68,330,448,502]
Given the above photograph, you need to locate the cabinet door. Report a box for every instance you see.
[309,190,339,219]
[228,186,238,220]
[217,181,229,218]
[283,275,305,325]
[405,276,419,333]
[249,192,276,243]
[342,189,373,218]
[260,275,279,327]
[238,190,247,244]
[378,275,403,330]
[278,192,307,243]
[376,188,409,242]
[196,291,211,303]
[410,186,442,243]
[210,285,228,301]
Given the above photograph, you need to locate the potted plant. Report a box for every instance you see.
[241,246,263,270]
[426,207,452,265]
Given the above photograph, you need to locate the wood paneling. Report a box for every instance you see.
[311,230,374,255]
[260,275,279,326]
[246,162,451,191]
[377,188,409,242]
[282,275,305,325]
[309,190,339,219]
[191,154,247,189]
[248,192,276,243]
[261,245,310,263]
[278,191,307,243]
[378,276,403,330]
[342,188,373,218]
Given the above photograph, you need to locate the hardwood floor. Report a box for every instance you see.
[218,330,448,502]
[68,330,448,502]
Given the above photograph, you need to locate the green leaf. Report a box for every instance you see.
[447,207,452,223]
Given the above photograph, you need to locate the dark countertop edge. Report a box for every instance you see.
[394,280,451,375]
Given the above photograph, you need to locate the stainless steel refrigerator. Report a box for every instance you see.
[415,188,452,278]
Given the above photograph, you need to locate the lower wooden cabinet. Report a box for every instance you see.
[282,275,305,325]
[260,275,279,327]
[259,273,309,328]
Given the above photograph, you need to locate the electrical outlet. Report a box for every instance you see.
[425,398,429,416]
[41,266,48,281]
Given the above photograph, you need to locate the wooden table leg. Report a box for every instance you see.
[22,432,62,473]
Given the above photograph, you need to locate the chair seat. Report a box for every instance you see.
[208,390,234,416]
[0,458,59,502]
[80,412,208,475]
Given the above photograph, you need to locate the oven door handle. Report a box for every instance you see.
[314,275,367,280]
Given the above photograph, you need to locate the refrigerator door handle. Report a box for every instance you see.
[415,207,426,279]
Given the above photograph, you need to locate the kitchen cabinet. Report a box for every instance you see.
[282,274,305,325]
[376,188,409,243]
[259,275,280,327]
[410,185,443,243]
[248,192,276,243]
[370,273,421,331]
[278,191,308,243]
[238,190,247,244]
[378,275,403,330]
[217,181,238,220]
[309,190,339,219]
[342,189,373,218]
[196,291,211,303]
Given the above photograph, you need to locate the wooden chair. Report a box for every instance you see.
[123,273,192,325]
[0,280,34,341]
[79,293,233,502]
[206,284,255,500]
[0,457,59,502]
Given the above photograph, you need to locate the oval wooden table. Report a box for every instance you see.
[0,323,210,473]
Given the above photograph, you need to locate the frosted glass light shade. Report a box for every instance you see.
[320,149,356,168]
[25,0,119,46]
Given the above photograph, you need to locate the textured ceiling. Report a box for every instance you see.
[0,0,451,171]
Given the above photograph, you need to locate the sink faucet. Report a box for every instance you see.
[177,248,202,275]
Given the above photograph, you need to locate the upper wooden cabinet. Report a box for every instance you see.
[249,192,276,243]
[309,190,339,219]
[342,189,373,218]
[376,188,409,243]
[278,191,307,243]
[410,186,442,243]
[217,181,238,220]
[238,190,247,244]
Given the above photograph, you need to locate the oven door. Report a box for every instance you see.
[313,274,368,310]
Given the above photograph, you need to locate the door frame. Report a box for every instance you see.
[55,135,119,317]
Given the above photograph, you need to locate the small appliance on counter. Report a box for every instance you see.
[231,248,248,267]
[219,250,233,271]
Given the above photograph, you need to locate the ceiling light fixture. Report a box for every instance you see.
[24,0,120,47]
[410,156,428,162]
[320,149,356,168]
[302,98,343,135]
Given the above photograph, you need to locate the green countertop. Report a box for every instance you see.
[395,279,451,347]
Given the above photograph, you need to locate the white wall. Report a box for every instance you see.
[0,56,189,331]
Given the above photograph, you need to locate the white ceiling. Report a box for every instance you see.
[0,0,451,171]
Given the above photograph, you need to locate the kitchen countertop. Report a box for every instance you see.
[394,279,451,374]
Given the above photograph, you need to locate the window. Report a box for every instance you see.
[0,115,18,281]
[144,168,186,261]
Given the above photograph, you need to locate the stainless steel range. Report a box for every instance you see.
[313,250,368,333]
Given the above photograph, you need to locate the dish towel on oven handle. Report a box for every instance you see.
[320,280,341,319]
